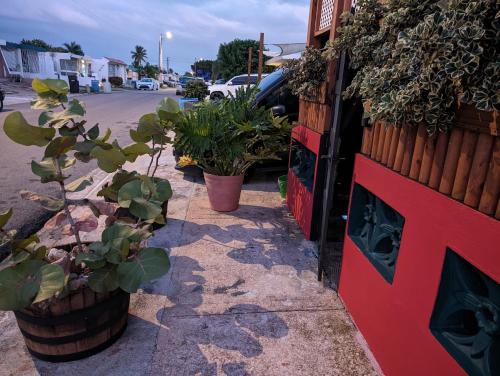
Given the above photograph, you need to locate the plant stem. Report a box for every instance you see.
[54,158,84,253]
[147,140,156,176]
[151,137,164,178]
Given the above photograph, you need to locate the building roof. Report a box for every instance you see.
[5,41,47,52]
[105,57,127,65]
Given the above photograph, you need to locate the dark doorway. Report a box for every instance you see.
[317,52,365,290]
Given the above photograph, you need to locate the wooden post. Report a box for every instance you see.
[464,133,494,208]
[478,137,500,215]
[393,125,409,172]
[409,124,427,179]
[376,123,387,162]
[247,47,253,84]
[451,130,478,201]
[387,127,401,169]
[370,122,381,160]
[258,32,264,82]
[401,125,418,176]
[381,126,394,165]
[429,132,450,189]
[439,128,464,195]
[418,133,437,185]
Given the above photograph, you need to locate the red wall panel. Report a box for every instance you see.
[339,154,500,376]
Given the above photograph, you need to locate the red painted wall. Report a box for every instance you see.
[286,125,323,240]
[339,154,500,376]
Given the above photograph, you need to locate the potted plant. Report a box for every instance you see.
[174,86,291,211]
[97,97,179,227]
[0,79,171,361]
[324,0,499,134]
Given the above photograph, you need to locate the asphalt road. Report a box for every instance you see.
[0,88,178,235]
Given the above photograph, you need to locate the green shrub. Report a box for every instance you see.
[184,80,209,101]
[108,76,123,87]
[283,46,327,101]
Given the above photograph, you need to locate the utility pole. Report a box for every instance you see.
[166,57,170,73]
[257,32,264,81]
[247,47,253,84]
[159,34,163,73]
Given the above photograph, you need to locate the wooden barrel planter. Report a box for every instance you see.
[360,106,500,219]
[14,288,130,362]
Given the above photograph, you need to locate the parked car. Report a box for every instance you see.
[0,85,4,112]
[208,74,266,101]
[176,76,204,96]
[137,78,159,90]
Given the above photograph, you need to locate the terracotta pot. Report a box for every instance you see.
[203,172,244,212]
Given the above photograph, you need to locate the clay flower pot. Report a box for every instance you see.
[203,172,244,212]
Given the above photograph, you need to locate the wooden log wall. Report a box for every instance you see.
[361,118,500,220]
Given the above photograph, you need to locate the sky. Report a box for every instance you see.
[0,0,309,73]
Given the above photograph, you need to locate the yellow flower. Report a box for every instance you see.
[178,155,197,167]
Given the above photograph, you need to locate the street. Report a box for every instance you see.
[0,88,177,235]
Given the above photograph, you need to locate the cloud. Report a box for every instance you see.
[0,0,309,72]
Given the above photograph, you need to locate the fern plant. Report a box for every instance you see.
[174,86,291,176]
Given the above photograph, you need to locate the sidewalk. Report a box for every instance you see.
[0,146,378,376]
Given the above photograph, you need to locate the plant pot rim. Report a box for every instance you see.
[203,172,244,178]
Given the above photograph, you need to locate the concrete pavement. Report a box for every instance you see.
[0,89,177,237]
[0,145,379,376]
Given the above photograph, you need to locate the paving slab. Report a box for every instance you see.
[0,148,378,375]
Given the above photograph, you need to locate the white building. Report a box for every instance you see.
[0,39,128,88]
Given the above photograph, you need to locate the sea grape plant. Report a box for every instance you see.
[97,98,179,223]
[324,0,500,134]
[0,79,171,311]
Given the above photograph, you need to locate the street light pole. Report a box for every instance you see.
[159,31,173,79]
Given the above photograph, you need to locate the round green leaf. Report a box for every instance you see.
[129,198,162,220]
[90,146,126,173]
[88,265,119,293]
[0,260,44,310]
[117,180,143,208]
[0,208,13,229]
[4,112,55,147]
[117,247,170,293]
[44,136,76,158]
[33,264,65,304]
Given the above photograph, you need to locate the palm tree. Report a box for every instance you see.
[63,42,84,56]
[131,45,147,68]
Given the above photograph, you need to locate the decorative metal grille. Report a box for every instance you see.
[319,0,334,30]
[21,50,40,73]
[430,249,499,376]
[347,184,404,283]
[290,140,317,192]
[60,59,78,73]
[0,46,21,73]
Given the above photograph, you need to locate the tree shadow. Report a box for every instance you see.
[152,255,289,376]
[151,203,316,275]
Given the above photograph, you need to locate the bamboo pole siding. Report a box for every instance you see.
[360,115,499,219]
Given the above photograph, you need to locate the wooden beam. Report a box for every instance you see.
[257,33,264,82]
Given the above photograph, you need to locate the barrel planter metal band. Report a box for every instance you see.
[14,288,130,362]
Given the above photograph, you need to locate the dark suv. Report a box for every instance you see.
[0,85,4,112]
